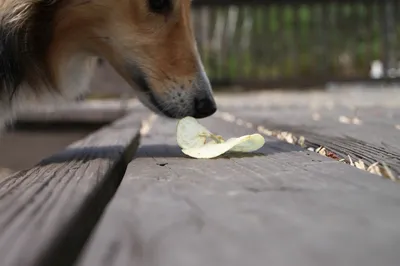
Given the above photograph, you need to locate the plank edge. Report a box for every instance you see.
[31,123,142,266]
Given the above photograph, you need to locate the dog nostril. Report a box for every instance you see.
[194,97,217,118]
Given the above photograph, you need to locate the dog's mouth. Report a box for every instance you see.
[126,63,217,119]
[128,64,176,118]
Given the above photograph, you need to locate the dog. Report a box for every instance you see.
[0,0,217,128]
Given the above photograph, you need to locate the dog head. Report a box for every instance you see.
[54,0,217,119]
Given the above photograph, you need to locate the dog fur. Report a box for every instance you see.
[0,0,216,127]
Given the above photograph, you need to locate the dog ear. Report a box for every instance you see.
[0,1,62,98]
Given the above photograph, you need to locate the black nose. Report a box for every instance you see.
[193,96,217,118]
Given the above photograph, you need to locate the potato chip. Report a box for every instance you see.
[176,116,213,149]
[176,117,265,159]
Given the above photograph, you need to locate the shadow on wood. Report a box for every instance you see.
[134,141,296,159]
[0,113,144,266]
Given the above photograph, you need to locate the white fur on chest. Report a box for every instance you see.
[13,55,97,109]
[58,54,97,100]
[0,55,97,128]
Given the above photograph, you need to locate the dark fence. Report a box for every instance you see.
[191,0,400,88]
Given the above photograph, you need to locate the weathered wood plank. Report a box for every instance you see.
[0,124,105,171]
[221,104,400,178]
[214,88,400,110]
[213,89,400,178]
[0,111,146,266]
[77,115,400,266]
[14,99,140,124]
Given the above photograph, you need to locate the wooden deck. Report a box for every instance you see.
[0,88,400,266]
[0,99,140,172]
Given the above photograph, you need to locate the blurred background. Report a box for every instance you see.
[191,0,400,88]
[1,0,399,173]
[93,0,400,94]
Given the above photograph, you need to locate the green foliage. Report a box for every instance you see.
[196,3,400,81]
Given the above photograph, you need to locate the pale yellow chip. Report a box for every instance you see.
[176,116,212,149]
[176,117,265,159]
[229,134,265,152]
[182,134,265,159]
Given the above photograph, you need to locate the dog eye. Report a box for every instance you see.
[148,0,171,13]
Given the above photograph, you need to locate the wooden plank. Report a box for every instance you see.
[215,90,400,178]
[0,128,98,171]
[77,115,400,266]
[220,105,400,178]
[220,105,400,147]
[213,88,400,110]
[14,99,140,124]
[0,111,146,266]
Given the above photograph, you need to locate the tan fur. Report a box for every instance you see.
[1,0,216,122]
[51,0,214,116]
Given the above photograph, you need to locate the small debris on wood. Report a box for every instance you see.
[216,111,398,182]
[367,162,381,175]
[339,116,363,125]
[276,131,295,144]
[256,125,273,136]
[298,136,306,148]
[245,122,253,129]
[236,118,245,126]
[347,155,355,166]
[352,117,363,125]
[339,116,351,124]
[368,162,397,181]
[317,147,327,156]
[381,162,397,181]
[354,159,366,170]
[312,113,321,121]
[351,160,399,182]
[326,150,340,160]
[219,112,236,123]
[140,114,157,136]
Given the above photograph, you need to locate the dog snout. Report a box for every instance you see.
[193,95,217,118]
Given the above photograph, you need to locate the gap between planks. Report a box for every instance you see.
[0,112,150,266]
[76,114,400,266]
[215,111,400,182]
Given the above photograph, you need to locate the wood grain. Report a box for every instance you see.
[222,105,400,177]
[77,115,400,266]
[0,112,145,266]
[14,99,141,124]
